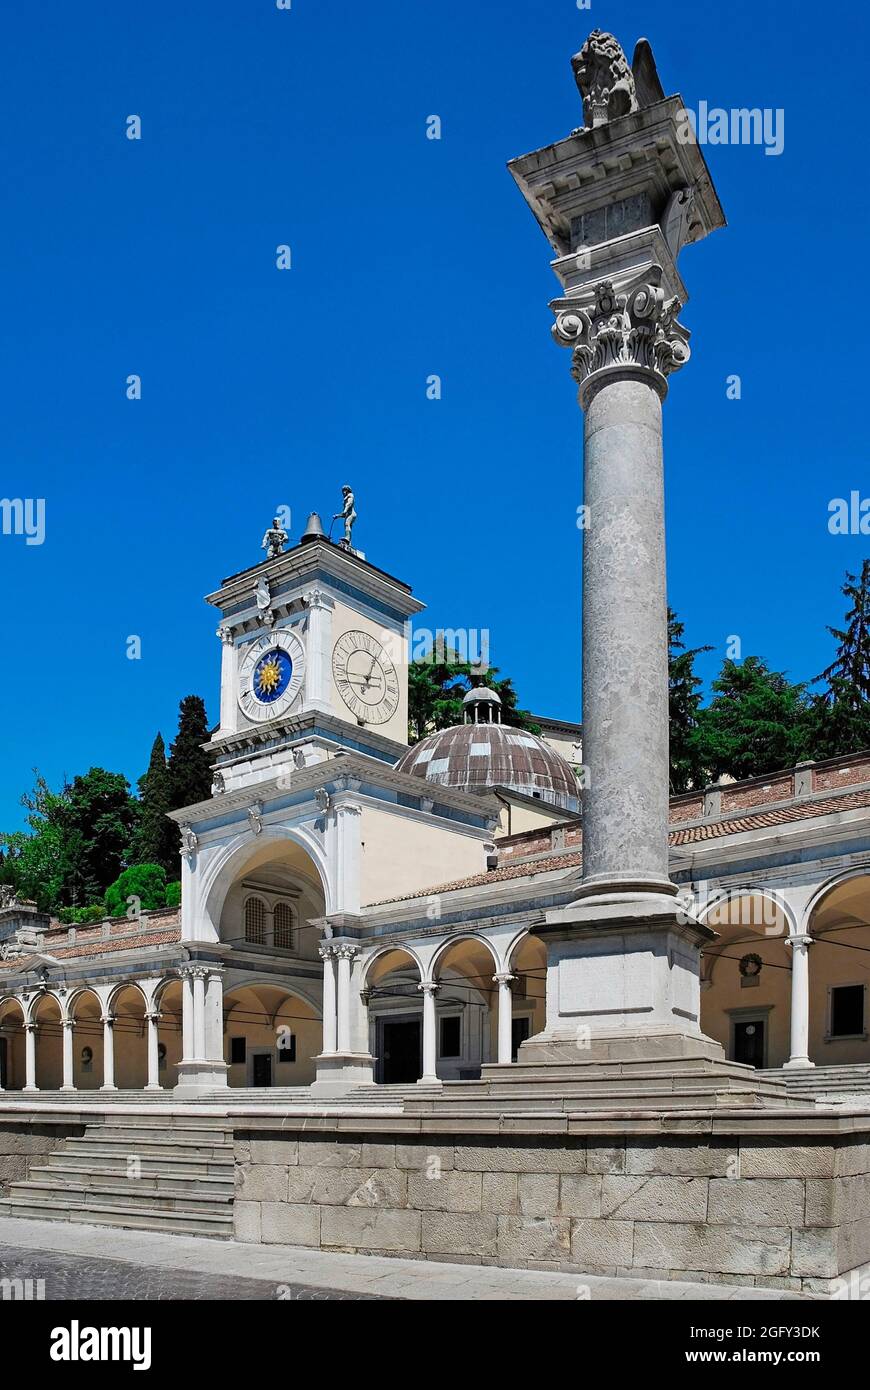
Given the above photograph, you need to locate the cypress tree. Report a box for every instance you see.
[131,733,175,874]
[167,696,213,815]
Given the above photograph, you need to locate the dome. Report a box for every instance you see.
[395,722,579,811]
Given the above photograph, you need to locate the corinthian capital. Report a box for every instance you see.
[552,267,690,406]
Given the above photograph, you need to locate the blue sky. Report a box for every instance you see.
[1,0,867,829]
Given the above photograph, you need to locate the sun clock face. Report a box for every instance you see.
[332,629,400,725]
[238,629,305,723]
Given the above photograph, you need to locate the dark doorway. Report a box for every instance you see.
[733,1019,765,1068]
[0,1037,6,1089]
[381,1018,421,1084]
[252,1052,272,1087]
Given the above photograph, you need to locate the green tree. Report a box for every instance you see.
[1,774,70,912]
[64,768,138,905]
[105,863,168,918]
[167,697,213,814]
[131,733,175,874]
[806,561,870,759]
[408,647,539,742]
[668,608,712,794]
[694,657,810,782]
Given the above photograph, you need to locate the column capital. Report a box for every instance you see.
[318,942,337,961]
[786,933,815,950]
[334,942,361,961]
[216,623,235,645]
[493,972,516,987]
[552,269,690,408]
[100,1015,114,1028]
[417,981,439,997]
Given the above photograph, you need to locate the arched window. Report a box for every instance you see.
[244,896,266,945]
[273,901,295,950]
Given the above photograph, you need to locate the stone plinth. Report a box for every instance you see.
[230,1114,870,1295]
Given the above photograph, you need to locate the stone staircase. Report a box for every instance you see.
[760,1065,870,1106]
[0,1116,234,1238]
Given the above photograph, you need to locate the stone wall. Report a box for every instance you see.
[0,1120,83,1196]
[233,1128,870,1293]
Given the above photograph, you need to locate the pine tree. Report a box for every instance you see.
[131,733,175,874]
[807,561,870,759]
[167,697,213,816]
[694,657,810,781]
[668,608,712,794]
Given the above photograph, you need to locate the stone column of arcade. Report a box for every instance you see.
[507,32,766,1086]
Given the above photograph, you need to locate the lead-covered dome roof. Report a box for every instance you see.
[395,722,578,810]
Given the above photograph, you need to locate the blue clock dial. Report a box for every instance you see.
[252,648,293,704]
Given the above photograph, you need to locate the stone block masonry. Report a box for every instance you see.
[233,1122,870,1293]
[0,1120,83,1195]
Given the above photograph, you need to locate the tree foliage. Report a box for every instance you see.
[408,649,539,743]
[668,608,712,793]
[105,863,168,918]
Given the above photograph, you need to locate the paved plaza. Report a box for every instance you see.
[0,1218,807,1302]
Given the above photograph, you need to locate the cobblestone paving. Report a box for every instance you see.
[0,1244,387,1301]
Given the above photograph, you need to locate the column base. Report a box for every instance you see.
[310,1052,375,1094]
[418,1074,442,1088]
[144,1083,164,1091]
[173,1060,228,1096]
[59,1085,77,1093]
[99,1085,118,1092]
[536,889,716,1058]
[783,1057,816,1070]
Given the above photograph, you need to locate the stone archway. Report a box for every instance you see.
[806,873,870,1067]
[700,892,793,1068]
[431,937,499,1078]
[364,948,424,1084]
[223,983,322,1088]
[0,997,26,1090]
[508,932,548,1061]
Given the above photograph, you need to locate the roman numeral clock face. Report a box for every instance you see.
[332,630,400,725]
[237,629,305,723]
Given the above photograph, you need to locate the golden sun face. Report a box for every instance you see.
[256,658,282,696]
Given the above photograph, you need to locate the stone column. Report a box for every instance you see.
[100,1016,116,1091]
[24,1022,38,1092]
[302,587,335,714]
[145,1010,161,1090]
[180,967,195,1062]
[192,968,207,1061]
[493,972,515,1064]
[784,934,815,1070]
[319,944,338,1054]
[61,1019,75,1092]
[216,624,238,736]
[501,31,758,1083]
[418,981,439,1084]
[335,944,358,1055]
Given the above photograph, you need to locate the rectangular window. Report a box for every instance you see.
[230,1037,246,1065]
[277,1033,296,1063]
[440,1015,461,1058]
[511,1016,531,1061]
[831,985,865,1038]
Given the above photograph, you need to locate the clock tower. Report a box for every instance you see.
[205,514,424,794]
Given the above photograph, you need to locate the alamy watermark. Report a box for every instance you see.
[1,497,45,546]
[677,102,785,157]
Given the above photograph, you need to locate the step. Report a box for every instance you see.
[7,1178,232,1214]
[66,1135,233,1161]
[27,1164,235,1196]
[49,1150,233,1179]
[0,1196,232,1238]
